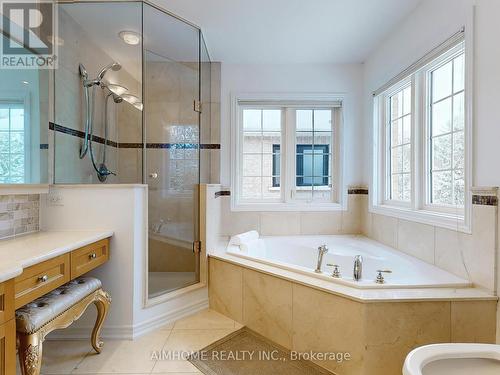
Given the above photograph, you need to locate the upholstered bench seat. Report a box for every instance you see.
[16,277,102,334]
[16,277,111,375]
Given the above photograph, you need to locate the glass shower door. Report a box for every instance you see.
[144,3,200,298]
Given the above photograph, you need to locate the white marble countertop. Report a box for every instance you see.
[210,238,497,303]
[0,230,114,283]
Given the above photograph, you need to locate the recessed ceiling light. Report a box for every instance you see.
[122,93,140,105]
[118,31,140,45]
[107,83,128,96]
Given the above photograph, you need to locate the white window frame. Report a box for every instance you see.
[381,78,413,209]
[421,45,466,215]
[371,32,472,233]
[231,93,345,212]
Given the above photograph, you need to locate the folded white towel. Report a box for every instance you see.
[240,239,266,255]
[229,230,259,246]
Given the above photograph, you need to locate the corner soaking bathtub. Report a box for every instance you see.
[226,234,471,289]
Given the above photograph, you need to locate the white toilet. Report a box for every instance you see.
[403,343,500,375]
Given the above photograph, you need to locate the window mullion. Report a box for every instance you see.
[284,108,295,203]
[413,72,422,211]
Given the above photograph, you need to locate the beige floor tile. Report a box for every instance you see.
[21,340,91,375]
[158,322,175,331]
[152,329,234,373]
[162,329,235,352]
[73,331,169,374]
[152,360,201,373]
[173,309,236,330]
[16,340,93,375]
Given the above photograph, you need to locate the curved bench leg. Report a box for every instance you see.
[91,289,111,354]
[18,332,43,375]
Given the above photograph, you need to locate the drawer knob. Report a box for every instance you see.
[89,253,97,259]
[38,275,48,283]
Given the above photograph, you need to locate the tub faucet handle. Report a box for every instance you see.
[375,269,392,284]
[326,264,341,278]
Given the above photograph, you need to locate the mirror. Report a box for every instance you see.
[0,27,49,185]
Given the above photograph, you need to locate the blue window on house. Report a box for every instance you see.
[272,144,330,187]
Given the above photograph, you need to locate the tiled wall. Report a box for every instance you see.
[210,187,368,237]
[206,183,497,293]
[363,187,498,292]
[0,194,40,239]
[54,5,142,184]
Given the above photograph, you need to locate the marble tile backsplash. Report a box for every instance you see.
[0,194,40,239]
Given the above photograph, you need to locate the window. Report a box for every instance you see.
[428,53,465,206]
[233,96,342,210]
[272,144,330,188]
[241,108,282,201]
[387,84,412,202]
[373,38,469,230]
[0,102,26,183]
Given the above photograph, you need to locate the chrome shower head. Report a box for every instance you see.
[97,62,121,81]
[112,93,123,103]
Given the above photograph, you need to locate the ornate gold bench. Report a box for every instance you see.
[15,277,111,375]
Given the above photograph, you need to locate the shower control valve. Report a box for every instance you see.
[149,172,158,179]
[326,264,341,278]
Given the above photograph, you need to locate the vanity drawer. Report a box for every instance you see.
[71,238,109,279]
[14,254,70,309]
[0,281,14,325]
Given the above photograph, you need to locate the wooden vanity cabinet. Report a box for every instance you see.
[0,237,110,375]
[0,280,15,375]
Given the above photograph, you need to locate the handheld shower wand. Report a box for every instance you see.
[79,62,122,181]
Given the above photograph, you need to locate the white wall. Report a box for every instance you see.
[220,63,365,189]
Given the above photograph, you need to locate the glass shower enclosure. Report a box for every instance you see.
[53,1,211,299]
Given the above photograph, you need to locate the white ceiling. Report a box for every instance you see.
[153,0,422,64]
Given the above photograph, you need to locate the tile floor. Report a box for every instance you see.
[18,309,243,375]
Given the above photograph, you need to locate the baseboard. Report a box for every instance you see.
[132,298,209,339]
[47,298,209,341]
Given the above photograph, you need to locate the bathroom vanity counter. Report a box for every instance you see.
[0,230,113,283]
[0,230,113,375]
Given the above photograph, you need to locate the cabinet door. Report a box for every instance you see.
[0,319,16,375]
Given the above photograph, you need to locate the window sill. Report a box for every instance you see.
[369,204,470,234]
[232,201,346,212]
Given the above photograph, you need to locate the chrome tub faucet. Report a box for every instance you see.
[315,245,329,273]
[353,255,363,281]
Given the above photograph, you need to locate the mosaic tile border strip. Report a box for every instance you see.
[215,190,231,198]
[50,122,118,147]
[472,195,498,206]
[50,122,220,150]
[348,188,369,195]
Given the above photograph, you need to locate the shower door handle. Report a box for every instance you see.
[149,172,158,179]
